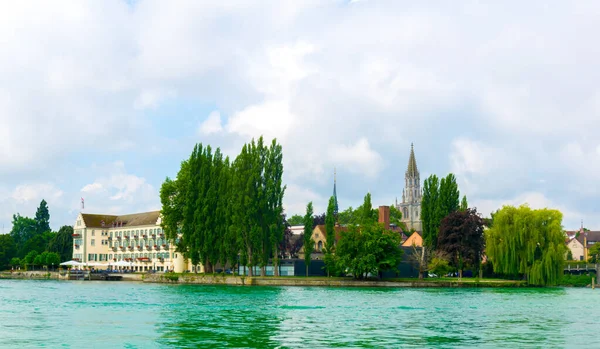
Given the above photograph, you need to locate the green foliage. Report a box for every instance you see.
[460,195,468,211]
[389,205,403,228]
[485,205,566,286]
[325,196,336,275]
[437,208,485,276]
[10,213,38,258]
[45,252,61,267]
[588,244,600,263]
[566,249,573,261]
[439,174,460,215]
[287,214,304,226]
[335,223,403,279]
[421,175,440,249]
[422,173,461,251]
[428,257,453,276]
[24,250,38,267]
[9,258,21,268]
[360,193,375,224]
[0,234,16,270]
[303,202,315,276]
[337,207,356,225]
[559,274,593,287]
[160,136,286,277]
[48,225,73,262]
[35,199,51,235]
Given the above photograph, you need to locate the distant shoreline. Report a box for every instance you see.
[1,271,528,288]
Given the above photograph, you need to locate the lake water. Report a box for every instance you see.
[0,280,598,348]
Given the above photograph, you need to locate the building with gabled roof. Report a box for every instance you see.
[72,211,198,273]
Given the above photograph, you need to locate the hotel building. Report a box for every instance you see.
[72,211,201,273]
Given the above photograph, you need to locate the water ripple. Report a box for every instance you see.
[0,280,598,348]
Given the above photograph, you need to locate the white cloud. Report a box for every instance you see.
[329,138,384,178]
[11,184,63,204]
[199,110,224,135]
[79,162,157,210]
[1,1,600,230]
[81,182,103,194]
[226,100,295,140]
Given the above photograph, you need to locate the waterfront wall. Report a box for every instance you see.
[142,274,525,288]
[0,271,59,280]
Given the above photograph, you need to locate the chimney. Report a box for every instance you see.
[378,206,390,230]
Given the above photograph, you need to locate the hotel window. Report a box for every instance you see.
[91,239,95,246]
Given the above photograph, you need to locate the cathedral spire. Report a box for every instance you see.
[406,143,419,177]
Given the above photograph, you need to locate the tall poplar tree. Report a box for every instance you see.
[266,139,285,276]
[303,202,315,277]
[421,175,440,249]
[324,196,336,276]
[460,195,468,211]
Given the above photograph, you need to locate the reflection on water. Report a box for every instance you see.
[0,280,598,348]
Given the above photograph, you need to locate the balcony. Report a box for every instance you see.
[136,257,150,262]
[72,233,81,238]
[116,236,122,240]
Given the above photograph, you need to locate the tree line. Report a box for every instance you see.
[160,136,285,276]
[303,192,404,279]
[0,199,73,270]
[418,173,565,286]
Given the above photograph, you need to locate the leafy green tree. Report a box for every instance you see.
[337,207,356,225]
[389,205,403,228]
[0,234,16,270]
[160,136,286,277]
[35,199,51,235]
[360,193,374,224]
[460,196,468,211]
[24,250,38,269]
[303,202,315,276]
[48,225,73,262]
[589,244,600,263]
[566,249,573,261]
[10,214,38,258]
[324,196,336,276]
[485,205,566,286]
[266,139,286,276]
[438,174,460,216]
[45,252,61,270]
[287,214,304,226]
[437,208,485,278]
[421,175,440,249]
[10,257,21,269]
[335,223,403,279]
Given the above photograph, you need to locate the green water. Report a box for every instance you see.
[0,280,598,348]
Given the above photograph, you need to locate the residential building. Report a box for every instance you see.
[72,211,200,273]
[402,231,423,247]
[566,238,585,261]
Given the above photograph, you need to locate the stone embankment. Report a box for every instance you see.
[0,271,59,280]
[142,274,525,288]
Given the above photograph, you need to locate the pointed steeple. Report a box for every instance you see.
[333,168,339,217]
[406,143,419,177]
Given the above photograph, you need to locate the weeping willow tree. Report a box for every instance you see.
[485,205,565,286]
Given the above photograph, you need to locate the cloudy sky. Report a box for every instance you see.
[1,1,599,232]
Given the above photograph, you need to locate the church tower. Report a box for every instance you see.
[396,143,422,232]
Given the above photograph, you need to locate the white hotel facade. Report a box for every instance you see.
[72,211,201,273]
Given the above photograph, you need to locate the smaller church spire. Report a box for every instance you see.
[333,167,339,217]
